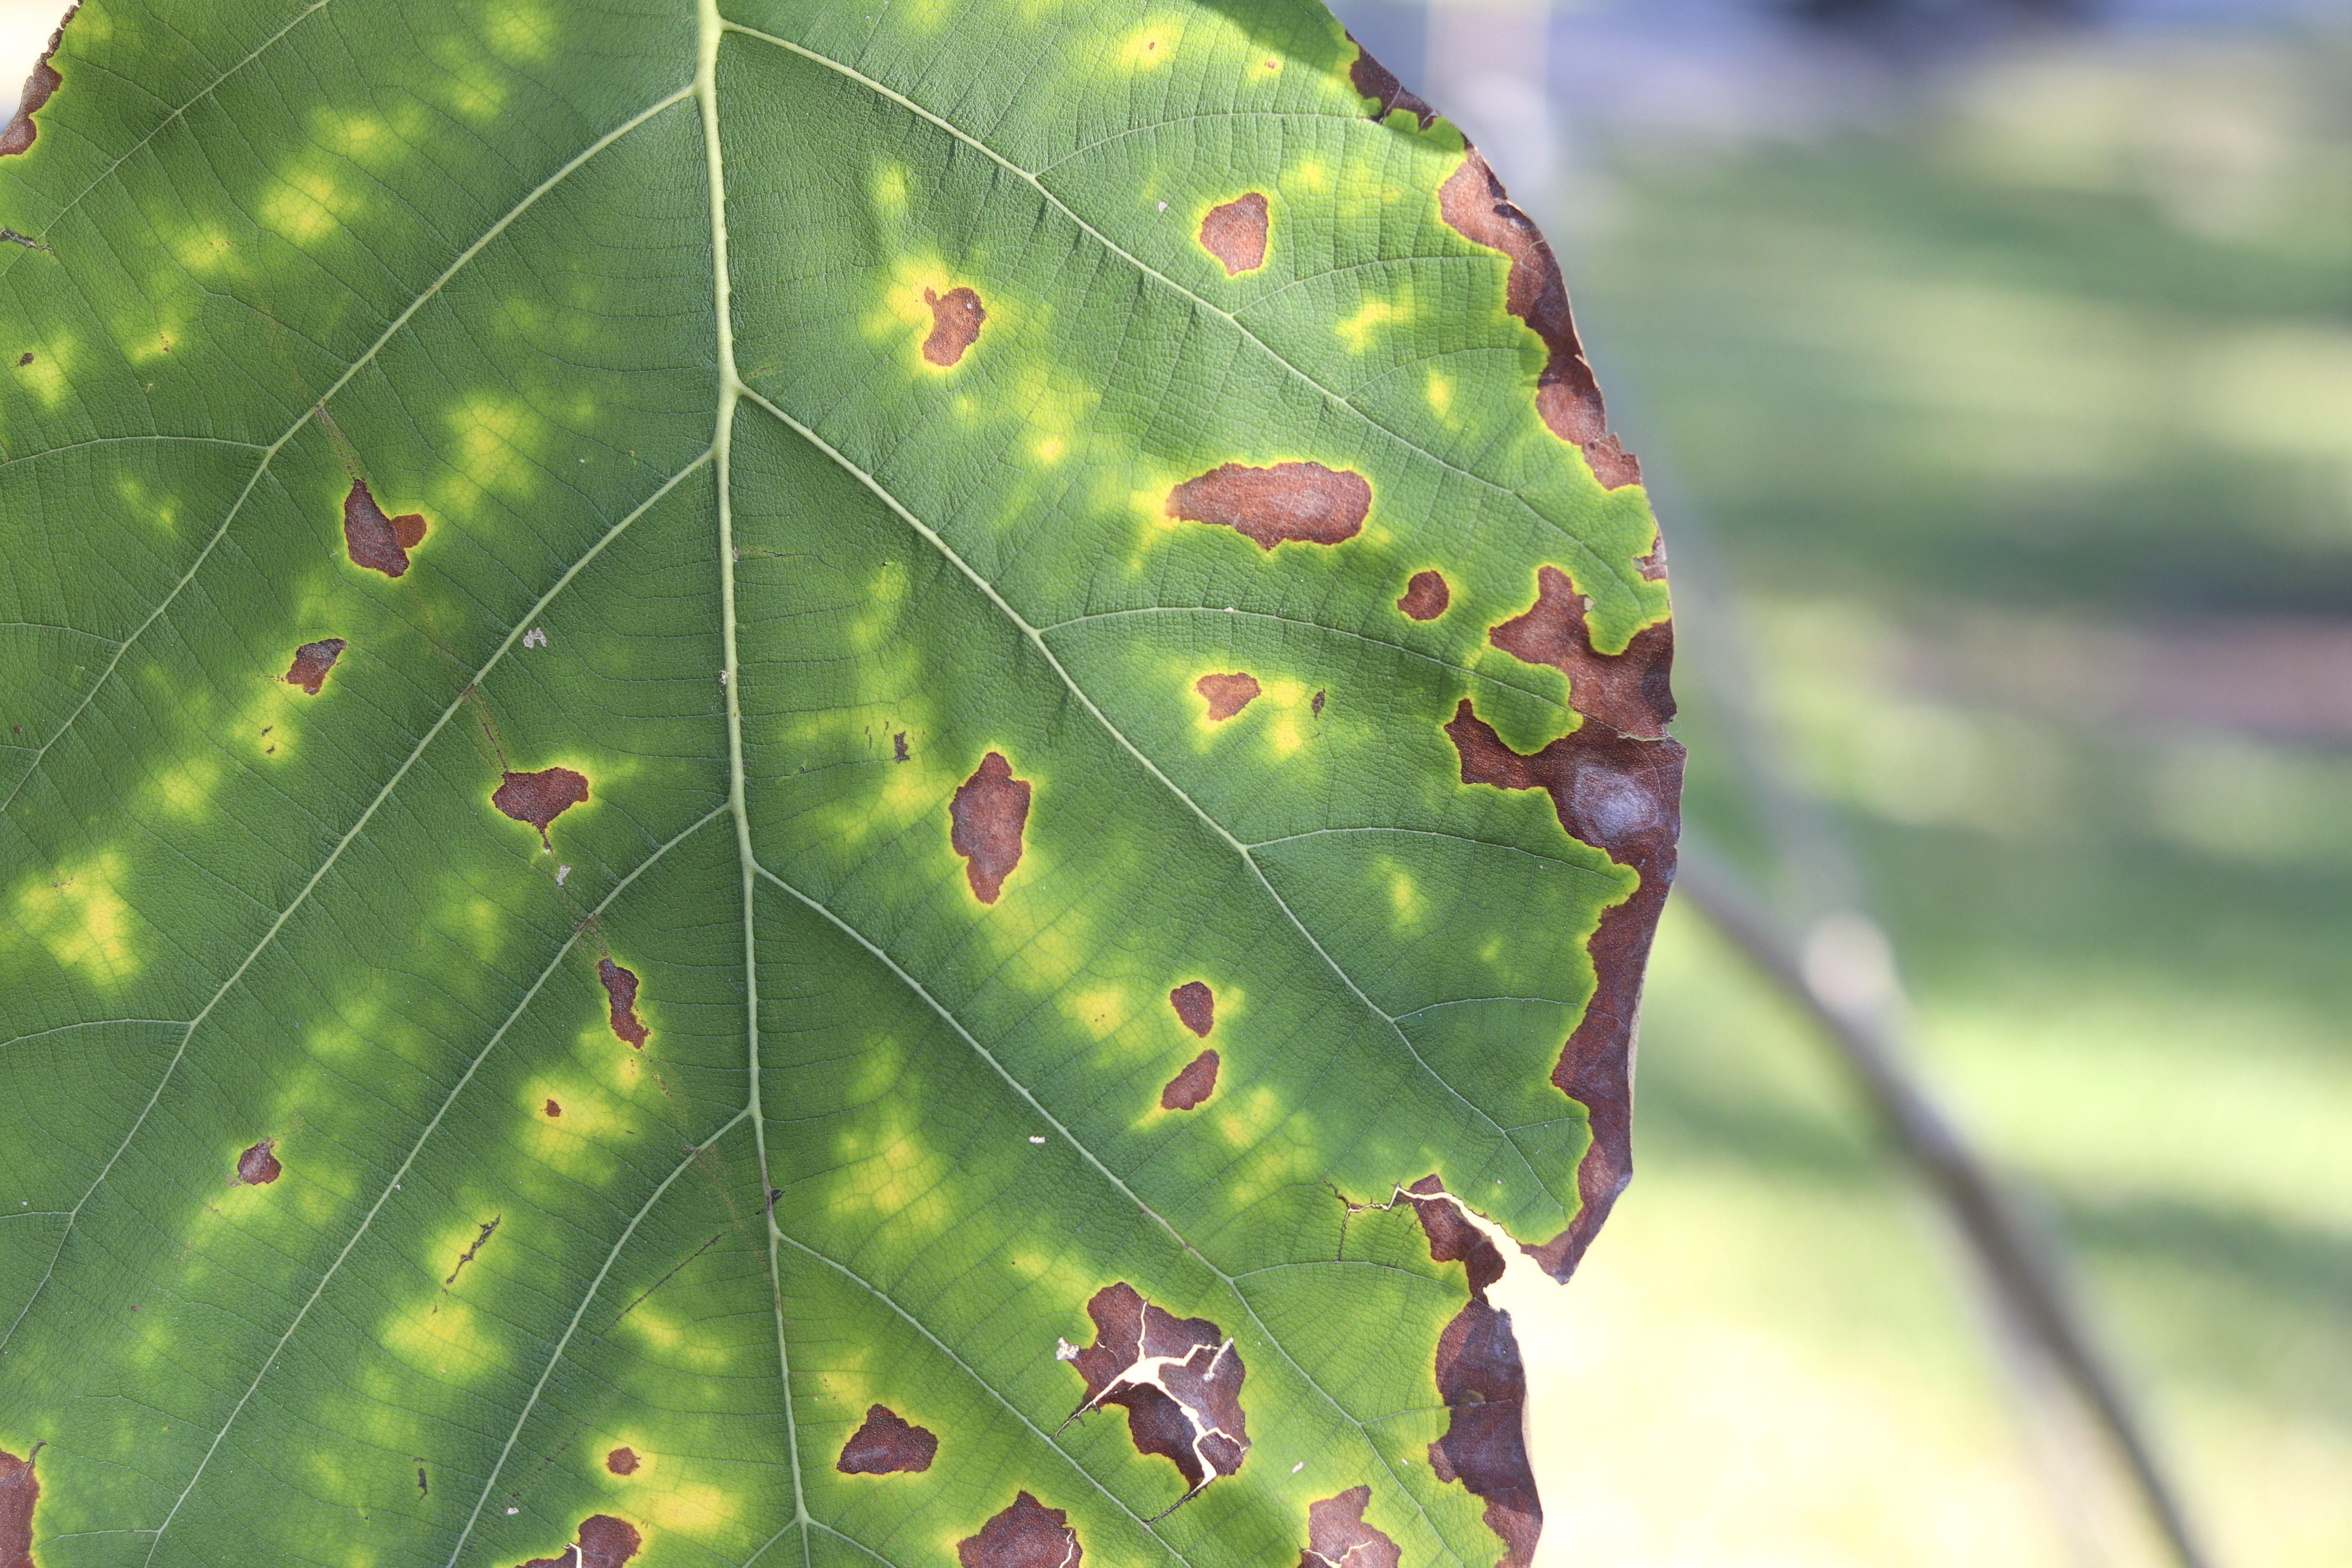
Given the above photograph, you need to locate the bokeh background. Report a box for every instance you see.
[6,2,2345,1563]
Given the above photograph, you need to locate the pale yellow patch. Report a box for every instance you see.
[1034,435,1065,464]
[1007,358,1098,470]
[169,227,237,279]
[13,335,69,407]
[522,1076,630,1182]
[872,161,910,221]
[1284,158,1332,195]
[13,853,136,984]
[1386,862,1426,929]
[850,559,911,653]
[453,896,504,965]
[641,1482,732,1534]
[1007,1250,1052,1280]
[833,1105,953,1241]
[1063,986,1130,1041]
[383,1297,504,1382]
[1337,296,1408,353]
[484,0,554,62]
[438,391,549,511]
[1119,22,1179,68]
[1426,370,1454,419]
[1217,1082,1286,1149]
[427,32,510,124]
[259,160,348,246]
[146,749,222,820]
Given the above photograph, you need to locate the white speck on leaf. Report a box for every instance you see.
[1027,1135,1045,1144]
[522,627,547,648]
[556,864,571,886]
[1157,200,1168,211]
[1292,1461,1303,1473]
[1056,1338,1082,1362]
[720,669,730,685]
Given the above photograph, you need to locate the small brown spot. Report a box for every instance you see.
[1198,192,1269,276]
[599,959,649,1048]
[1438,149,1642,490]
[836,1404,938,1475]
[1168,980,1214,1038]
[921,286,986,367]
[1160,1049,1219,1111]
[517,1515,642,1568]
[949,751,1031,904]
[1444,699,1685,1282]
[1,1443,44,1568]
[234,1138,281,1186]
[1489,566,1675,739]
[1347,33,1436,128]
[445,1216,500,1286]
[343,479,428,578]
[544,1099,562,1118]
[283,638,347,695]
[14,353,29,367]
[1637,530,1668,582]
[893,731,909,762]
[493,767,589,844]
[1397,570,1451,621]
[1167,462,1369,550]
[605,1446,639,1475]
[0,4,75,158]
[1299,1485,1401,1568]
[1194,673,1261,722]
[1312,688,1327,718]
[1065,1283,1249,1495]
[958,1493,1080,1568]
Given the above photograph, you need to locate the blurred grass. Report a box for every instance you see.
[1552,15,2352,1567]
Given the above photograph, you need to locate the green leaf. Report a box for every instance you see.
[0,2,1680,1565]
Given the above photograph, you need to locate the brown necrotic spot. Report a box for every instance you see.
[1405,1177,1505,1299]
[1489,566,1676,740]
[0,5,75,158]
[234,1138,281,1186]
[1430,1301,1541,1568]
[517,1515,641,1568]
[1,1443,43,1568]
[1299,1485,1401,1568]
[1346,32,1435,127]
[545,1099,562,1118]
[605,1446,638,1476]
[1168,980,1214,1038]
[283,638,346,695]
[1160,1049,1219,1112]
[1198,192,1269,276]
[1065,1282,1249,1495]
[1437,149,1643,491]
[343,479,428,578]
[493,767,589,844]
[1167,463,1368,551]
[1397,570,1451,622]
[598,959,648,1048]
[1444,699,1685,1281]
[1194,673,1260,722]
[836,1404,938,1475]
[958,1493,1079,1568]
[921,286,986,367]
[949,751,1031,904]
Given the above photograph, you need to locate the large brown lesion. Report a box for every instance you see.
[1159,1049,1219,1111]
[836,1404,938,1475]
[1198,192,1269,276]
[343,479,428,578]
[1396,570,1451,622]
[1403,1179,1540,1568]
[283,639,347,695]
[1193,673,1260,722]
[921,286,986,367]
[949,752,1031,904]
[1166,462,1369,550]
[1437,150,1643,494]
[0,4,76,158]
[958,1493,1080,1568]
[515,1515,640,1568]
[1444,701,1684,1281]
[1345,34,1435,129]
[1063,1283,1248,1499]
[1298,1484,1401,1568]
[1490,566,1676,740]
[492,766,589,846]
[2,1442,44,1568]
[598,959,648,1048]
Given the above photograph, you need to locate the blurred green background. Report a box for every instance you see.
[1327,0,2351,1563]
[7,0,2344,1562]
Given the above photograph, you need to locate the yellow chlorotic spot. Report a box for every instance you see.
[1034,436,1064,464]
[1284,158,1330,195]
[13,853,137,984]
[437,392,548,510]
[1426,370,1453,419]
[1216,1083,1285,1149]
[258,160,348,245]
[1008,1251,1051,1280]
[833,1106,952,1240]
[1385,862,1425,927]
[1337,296,1406,353]
[642,1482,731,1534]
[1120,23,1178,67]
[147,750,222,820]
[14,334,70,407]
[484,0,554,62]
[170,227,237,279]
[1063,986,1129,1041]
[873,161,909,220]
[383,1297,504,1383]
